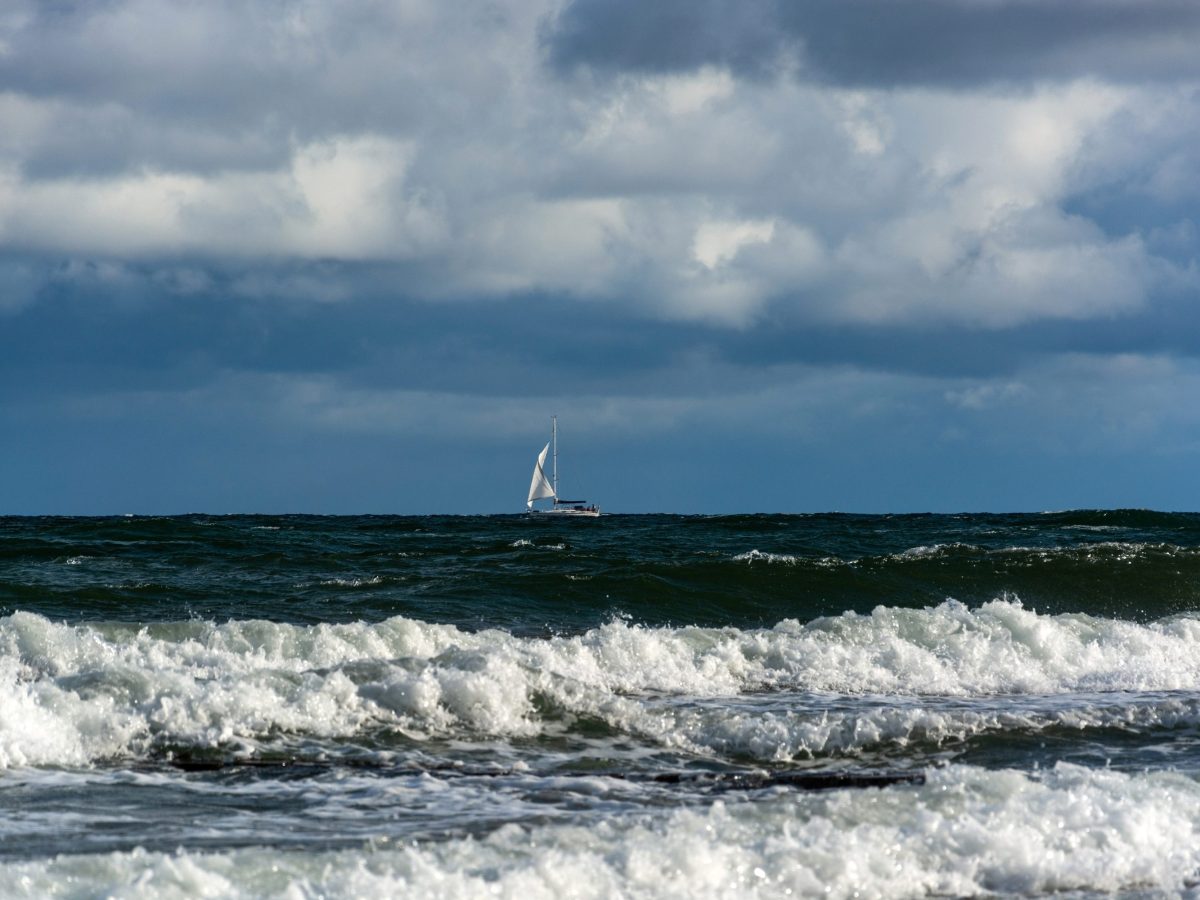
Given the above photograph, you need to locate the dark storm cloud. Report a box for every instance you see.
[544,0,786,79]
[5,255,1200,415]
[545,0,1200,86]
[0,263,707,403]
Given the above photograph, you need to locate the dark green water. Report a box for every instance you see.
[6,510,1200,629]
[3,512,1200,896]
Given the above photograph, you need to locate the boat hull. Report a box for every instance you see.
[531,508,601,517]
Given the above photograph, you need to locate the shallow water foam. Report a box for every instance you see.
[2,764,1198,899]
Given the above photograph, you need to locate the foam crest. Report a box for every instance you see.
[317,575,386,587]
[891,542,978,560]
[508,539,564,550]
[619,694,1200,761]
[0,657,95,768]
[3,764,1198,898]
[733,550,803,565]
[6,600,1200,765]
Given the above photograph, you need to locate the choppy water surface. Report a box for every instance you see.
[3,511,1200,897]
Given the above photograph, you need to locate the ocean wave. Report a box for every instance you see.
[316,575,387,588]
[2,764,1197,898]
[995,541,1199,563]
[624,693,1200,762]
[734,550,799,565]
[733,541,1200,571]
[732,550,840,567]
[885,541,1200,565]
[510,539,565,550]
[5,601,1200,766]
[891,543,979,560]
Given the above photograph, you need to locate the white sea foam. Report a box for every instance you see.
[317,575,386,587]
[733,550,802,565]
[6,600,1200,766]
[891,542,983,560]
[733,541,1196,567]
[1080,540,1194,561]
[784,541,1199,568]
[633,692,1200,761]
[2,764,1198,898]
[986,541,1197,564]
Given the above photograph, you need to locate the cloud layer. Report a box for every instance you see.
[547,0,1200,86]
[2,0,1200,510]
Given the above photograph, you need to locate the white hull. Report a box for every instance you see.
[532,507,600,517]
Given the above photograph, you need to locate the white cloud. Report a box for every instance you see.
[692,218,776,269]
[0,1,1196,333]
[0,136,446,261]
[447,196,630,297]
[651,67,735,116]
[836,92,891,156]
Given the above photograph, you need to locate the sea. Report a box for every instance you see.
[3,510,1200,898]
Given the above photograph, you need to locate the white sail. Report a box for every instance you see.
[527,442,556,508]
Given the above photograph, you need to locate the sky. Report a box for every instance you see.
[3,0,1200,514]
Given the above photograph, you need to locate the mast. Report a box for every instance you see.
[552,415,558,500]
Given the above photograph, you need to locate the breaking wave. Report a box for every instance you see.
[5,600,1200,768]
[3,764,1198,898]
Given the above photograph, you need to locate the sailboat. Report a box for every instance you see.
[526,416,600,516]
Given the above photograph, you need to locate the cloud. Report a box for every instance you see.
[940,352,1200,454]
[3,0,1199,336]
[692,218,776,269]
[0,0,545,175]
[0,136,446,260]
[6,252,1200,511]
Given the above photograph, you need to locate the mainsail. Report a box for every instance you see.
[527,442,556,508]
